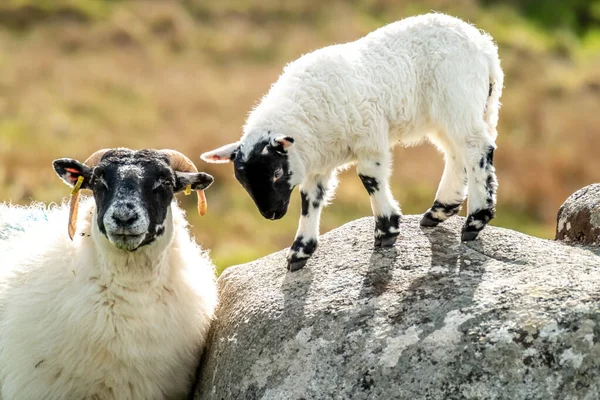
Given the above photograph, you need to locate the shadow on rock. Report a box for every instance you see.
[359,246,397,298]
[282,266,314,320]
[390,223,486,338]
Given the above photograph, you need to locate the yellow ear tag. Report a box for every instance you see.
[71,176,85,195]
[184,184,192,196]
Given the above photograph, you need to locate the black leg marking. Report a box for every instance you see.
[462,145,497,241]
[486,175,496,191]
[358,174,379,195]
[486,147,494,166]
[315,183,325,201]
[479,157,485,169]
[489,82,494,97]
[485,174,497,207]
[300,191,309,216]
[462,208,495,241]
[288,235,318,271]
[374,214,400,247]
[311,182,326,209]
[420,200,462,227]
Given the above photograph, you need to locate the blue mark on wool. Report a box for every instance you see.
[24,207,48,223]
[0,206,49,241]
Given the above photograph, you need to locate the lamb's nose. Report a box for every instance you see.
[112,205,139,226]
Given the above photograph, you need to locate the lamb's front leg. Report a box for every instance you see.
[287,176,331,272]
[357,156,401,247]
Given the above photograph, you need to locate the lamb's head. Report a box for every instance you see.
[201,136,300,220]
[53,148,214,251]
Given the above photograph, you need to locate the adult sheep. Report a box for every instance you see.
[201,13,504,271]
[0,148,217,400]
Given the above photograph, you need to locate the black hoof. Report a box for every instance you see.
[287,258,309,272]
[420,213,441,227]
[374,233,399,248]
[461,229,480,242]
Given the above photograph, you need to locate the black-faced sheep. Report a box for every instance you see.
[0,148,217,400]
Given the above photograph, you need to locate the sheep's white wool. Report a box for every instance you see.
[0,197,218,400]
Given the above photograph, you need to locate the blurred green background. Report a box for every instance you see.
[0,0,598,274]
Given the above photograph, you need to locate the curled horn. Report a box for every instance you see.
[160,149,208,217]
[67,149,110,240]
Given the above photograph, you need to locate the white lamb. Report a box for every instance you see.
[0,148,217,400]
[201,13,504,271]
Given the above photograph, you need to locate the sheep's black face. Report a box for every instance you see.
[233,140,294,220]
[91,150,176,250]
[53,149,213,251]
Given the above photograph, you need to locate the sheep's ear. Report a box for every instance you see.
[200,142,240,164]
[174,172,214,216]
[174,172,214,193]
[270,136,294,153]
[52,159,93,189]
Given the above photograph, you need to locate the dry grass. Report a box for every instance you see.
[0,0,599,273]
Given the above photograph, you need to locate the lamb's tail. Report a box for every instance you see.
[484,50,504,141]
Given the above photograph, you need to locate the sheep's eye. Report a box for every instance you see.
[95,176,109,190]
[153,178,172,191]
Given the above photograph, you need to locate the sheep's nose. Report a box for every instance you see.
[112,204,139,226]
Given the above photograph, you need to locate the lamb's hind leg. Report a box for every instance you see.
[357,154,401,247]
[421,149,467,227]
[287,175,333,272]
[462,137,498,241]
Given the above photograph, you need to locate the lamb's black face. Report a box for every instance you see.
[53,149,213,251]
[233,140,294,220]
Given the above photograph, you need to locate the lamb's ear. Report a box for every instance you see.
[200,142,240,164]
[270,136,294,153]
[52,159,93,189]
[174,172,214,193]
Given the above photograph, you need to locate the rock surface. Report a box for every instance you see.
[195,215,600,400]
[556,184,600,245]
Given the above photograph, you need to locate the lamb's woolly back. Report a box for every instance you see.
[240,13,502,175]
[0,197,217,400]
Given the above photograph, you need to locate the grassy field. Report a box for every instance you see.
[0,0,599,274]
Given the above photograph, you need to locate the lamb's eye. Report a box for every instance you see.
[273,168,284,182]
